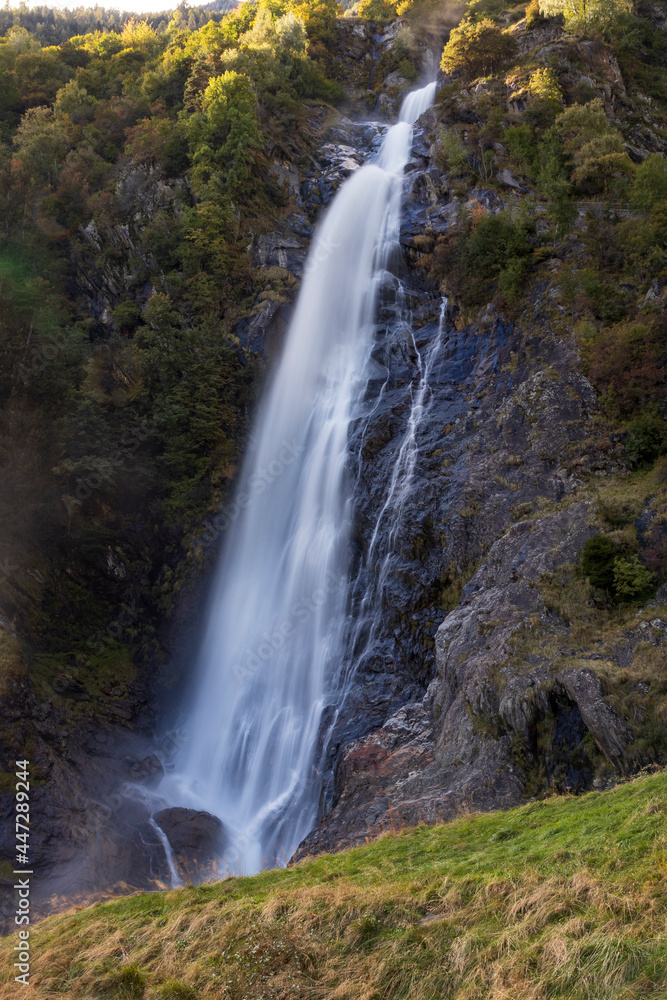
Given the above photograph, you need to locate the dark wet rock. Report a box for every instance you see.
[267,160,301,199]
[556,667,631,767]
[235,300,293,360]
[153,807,226,866]
[328,119,387,155]
[297,492,633,857]
[293,98,652,855]
[51,673,91,700]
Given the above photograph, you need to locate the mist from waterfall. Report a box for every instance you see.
[161,81,436,876]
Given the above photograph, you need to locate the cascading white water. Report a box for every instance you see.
[162,81,436,876]
[343,297,447,695]
[368,296,448,560]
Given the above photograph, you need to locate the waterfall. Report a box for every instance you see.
[162,81,436,876]
[368,296,448,560]
[343,297,447,696]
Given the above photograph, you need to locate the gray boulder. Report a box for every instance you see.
[153,807,226,867]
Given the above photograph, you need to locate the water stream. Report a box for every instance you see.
[160,81,437,876]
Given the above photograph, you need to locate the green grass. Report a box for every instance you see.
[1,771,666,999]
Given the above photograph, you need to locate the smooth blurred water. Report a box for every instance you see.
[161,81,436,876]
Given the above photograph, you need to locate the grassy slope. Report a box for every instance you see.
[1,772,666,999]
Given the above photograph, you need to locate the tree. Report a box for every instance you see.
[440,18,517,79]
[538,153,577,239]
[613,556,655,601]
[555,98,634,194]
[189,71,261,198]
[5,26,41,55]
[13,106,67,185]
[357,0,398,19]
[625,416,667,468]
[631,154,667,212]
[581,534,620,592]
[538,0,632,35]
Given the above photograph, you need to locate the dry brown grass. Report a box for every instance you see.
[1,773,666,1000]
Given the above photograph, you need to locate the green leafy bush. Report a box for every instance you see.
[467,213,529,266]
[538,0,632,36]
[434,127,469,175]
[429,210,534,307]
[528,67,563,107]
[555,99,634,194]
[613,556,656,601]
[463,212,532,298]
[625,415,667,468]
[581,534,621,593]
[504,124,537,170]
[536,129,576,238]
[631,154,667,212]
[440,18,517,79]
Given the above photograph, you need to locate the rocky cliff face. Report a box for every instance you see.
[294,27,667,856]
[223,54,666,863]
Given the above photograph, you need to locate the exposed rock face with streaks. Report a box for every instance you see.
[294,68,667,854]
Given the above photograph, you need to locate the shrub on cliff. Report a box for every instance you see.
[555,98,634,194]
[631,154,667,212]
[582,534,657,602]
[526,66,563,125]
[578,319,666,420]
[538,0,632,36]
[613,555,656,601]
[429,209,534,307]
[440,18,517,79]
[463,212,532,296]
[625,415,667,469]
[434,126,469,175]
[581,534,621,593]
